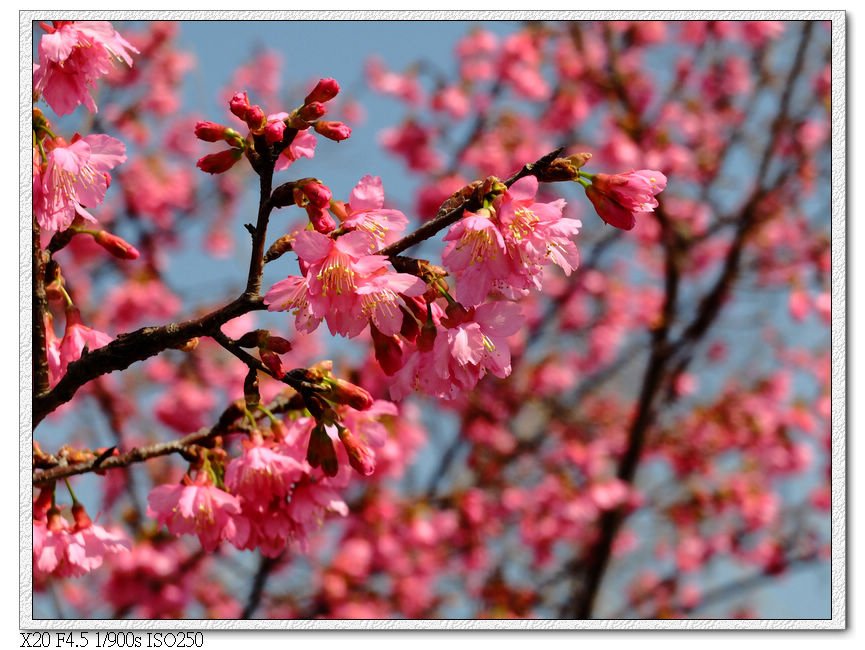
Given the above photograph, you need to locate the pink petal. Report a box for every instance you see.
[293,230,332,264]
[506,175,539,202]
[349,175,385,211]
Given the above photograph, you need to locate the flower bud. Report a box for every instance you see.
[194,121,230,142]
[326,378,374,411]
[314,120,352,142]
[304,78,340,105]
[307,206,336,234]
[71,502,92,530]
[196,148,243,174]
[298,101,327,123]
[307,424,339,477]
[244,105,267,132]
[371,325,404,375]
[260,349,285,378]
[295,179,332,208]
[338,427,375,476]
[229,91,251,120]
[263,118,287,144]
[92,231,140,260]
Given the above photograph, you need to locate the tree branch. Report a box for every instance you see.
[32,294,267,428]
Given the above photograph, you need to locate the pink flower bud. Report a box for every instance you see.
[331,378,374,411]
[196,148,243,174]
[263,118,287,144]
[371,325,404,376]
[244,105,267,132]
[92,231,140,260]
[304,78,340,105]
[194,121,230,142]
[338,427,375,476]
[307,206,336,234]
[300,180,333,208]
[314,120,352,142]
[71,502,92,530]
[260,349,285,378]
[229,91,251,119]
[298,101,327,122]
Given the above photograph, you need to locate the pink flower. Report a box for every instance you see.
[341,175,409,249]
[58,308,113,376]
[147,475,241,551]
[264,275,322,334]
[37,134,127,233]
[104,541,191,618]
[356,271,427,336]
[497,175,581,277]
[366,57,425,104]
[34,21,138,116]
[225,434,308,504]
[442,210,510,307]
[35,507,129,578]
[44,315,63,387]
[585,169,667,230]
[436,301,525,387]
[275,130,317,172]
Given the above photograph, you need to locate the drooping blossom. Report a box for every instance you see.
[34,21,138,116]
[584,169,668,230]
[267,229,424,339]
[34,506,129,579]
[147,474,241,552]
[435,301,525,390]
[36,134,127,233]
[263,275,322,334]
[224,433,308,504]
[58,308,113,377]
[355,271,427,337]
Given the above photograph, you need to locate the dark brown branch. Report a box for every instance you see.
[244,146,276,296]
[32,391,308,486]
[34,423,222,486]
[32,294,267,428]
[240,552,283,619]
[33,219,50,396]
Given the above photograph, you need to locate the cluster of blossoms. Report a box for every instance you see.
[33,490,130,580]
[34,21,138,116]
[31,18,830,623]
[265,175,425,338]
[32,22,143,392]
[146,395,398,557]
[195,78,350,175]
